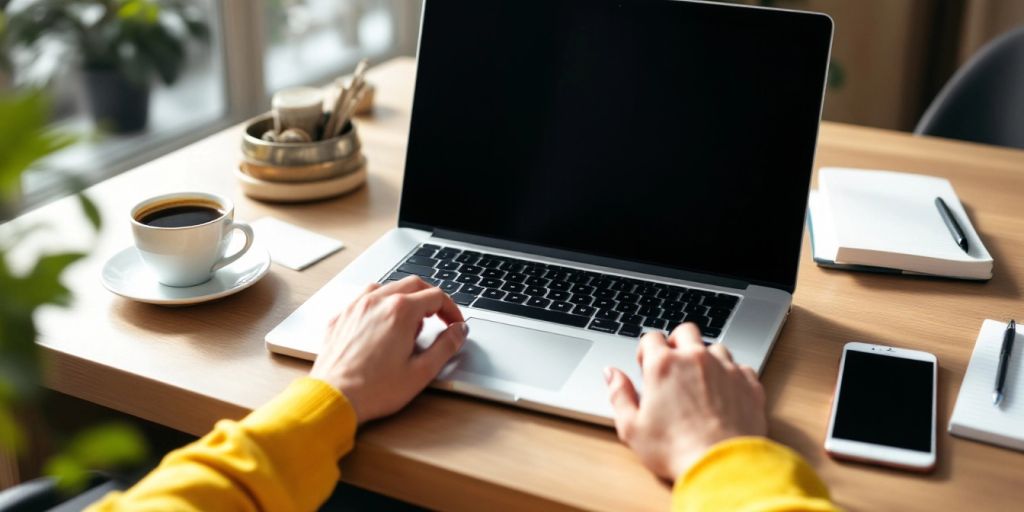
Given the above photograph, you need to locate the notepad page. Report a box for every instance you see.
[949,320,1024,452]
[819,168,993,279]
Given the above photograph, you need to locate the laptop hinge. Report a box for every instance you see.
[430,229,752,291]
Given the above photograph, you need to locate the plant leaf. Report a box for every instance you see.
[66,422,148,469]
[77,194,102,231]
[0,402,23,455]
[44,454,91,493]
[21,252,86,308]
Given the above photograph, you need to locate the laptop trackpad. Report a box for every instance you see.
[451,318,593,391]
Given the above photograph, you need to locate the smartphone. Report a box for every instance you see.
[824,342,937,472]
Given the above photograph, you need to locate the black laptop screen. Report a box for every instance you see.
[399,0,832,291]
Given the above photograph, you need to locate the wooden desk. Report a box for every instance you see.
[15,57,1024,511]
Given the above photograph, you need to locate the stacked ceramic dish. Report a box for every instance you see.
[236,114,367,202]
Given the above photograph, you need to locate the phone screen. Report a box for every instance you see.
[832,350,934,452]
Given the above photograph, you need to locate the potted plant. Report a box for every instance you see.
[1,0,209,133]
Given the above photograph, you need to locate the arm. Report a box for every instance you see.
[89,277,468,512]
[604,324,839,512]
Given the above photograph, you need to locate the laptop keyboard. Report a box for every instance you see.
[380,243,740,339]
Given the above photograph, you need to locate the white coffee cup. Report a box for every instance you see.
[131,192,254,287]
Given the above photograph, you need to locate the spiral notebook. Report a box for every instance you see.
[948,320,1024,452]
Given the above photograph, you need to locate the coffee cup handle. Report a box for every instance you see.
[211,221,255,273]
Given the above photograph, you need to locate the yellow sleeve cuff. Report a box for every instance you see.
[243,376,359,462]
[672,437,839,512]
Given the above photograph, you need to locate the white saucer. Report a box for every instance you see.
[101,245,271,306]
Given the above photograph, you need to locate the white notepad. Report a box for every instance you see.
[948,320,1024,452]
[808,168,993,280]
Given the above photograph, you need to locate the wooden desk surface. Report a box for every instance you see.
[14,57,1024,511]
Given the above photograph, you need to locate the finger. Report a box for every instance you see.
[636,331,665,367]
[707,343,736,369]
[371,275,432,298]
[639,331,670,372]
[669,322,704,351]
[412,322,469,384]
[739,364,760,389]
[604,367,640,443]
[404,287,465,324]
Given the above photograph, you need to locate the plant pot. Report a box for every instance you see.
[82,69,150,133]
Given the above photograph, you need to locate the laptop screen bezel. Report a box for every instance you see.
[397,0,834,294]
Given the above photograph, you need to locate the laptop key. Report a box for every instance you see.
[526,297,551,308]
[588,319,620,334]
[550,301,572,313]
[548,281,571,292]
[435,248,460,260]
[572,304,596,317]
[547,290,571,301]
[596,309,620,321]
[440,280,461,294]
[620,314,643,325]
[479,277,503,288]
[568,294,592,306]
[406,255,439,267]
[456,274,481,285]
[435,270,458,280]
[414,247,437,257]
[618,323,643,338]
[504,272,527,284]
[397,263,436,278]
[524,285,546,296]
[643,317,667,329]
[525,276,550,287]
[472,298,590,328]
[481,268,505,279]
[460,265,484,276]
[437,260,461,271]
[451,292,477,306]
[501,281,526,293]
[593,298,616,310]
[460,284,484,296]
[503,292,528,304]
[483,288,506,300]
[386,271,413,281]
[702,327,722,338]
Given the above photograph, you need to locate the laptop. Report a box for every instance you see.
[267,0,833,425]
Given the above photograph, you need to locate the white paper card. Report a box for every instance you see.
[250,217,344,270]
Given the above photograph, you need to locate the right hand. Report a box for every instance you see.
[604,323,767,481]
[310,276,468,424]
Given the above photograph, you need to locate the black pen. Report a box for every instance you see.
[935,197,969,253]
[994,319,1016,406]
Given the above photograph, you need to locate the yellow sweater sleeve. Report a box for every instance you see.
[88,377,357,512]
[672,437,840,512]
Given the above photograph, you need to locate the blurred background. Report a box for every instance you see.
[1,0,1022,207]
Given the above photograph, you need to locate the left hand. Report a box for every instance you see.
[310,276,468,423]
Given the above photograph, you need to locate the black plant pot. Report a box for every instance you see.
[83,69,150,133]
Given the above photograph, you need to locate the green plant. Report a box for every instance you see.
[1,91,146,492]
[2,0,209,87]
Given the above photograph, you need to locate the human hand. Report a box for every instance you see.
[604,323,767,481]
[310,276,468,424]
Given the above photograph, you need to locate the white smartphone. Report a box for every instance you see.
[824,342,937,472]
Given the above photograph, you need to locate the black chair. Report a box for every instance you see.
[915,26,1024,150]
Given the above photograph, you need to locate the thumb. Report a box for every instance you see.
[604,367,639,442]
[412,321,469,385]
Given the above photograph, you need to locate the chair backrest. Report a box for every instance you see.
[915,26,1024,150]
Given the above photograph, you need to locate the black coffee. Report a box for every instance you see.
[139,205,223,228]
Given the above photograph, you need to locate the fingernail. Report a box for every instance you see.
[459,322,470,336]
[603,367,613,383]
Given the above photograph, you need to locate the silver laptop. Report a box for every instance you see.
[267,0,833,425]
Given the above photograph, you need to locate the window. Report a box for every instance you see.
[8,0,422,208]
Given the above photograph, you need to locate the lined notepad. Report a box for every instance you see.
[949,320,1024,452]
